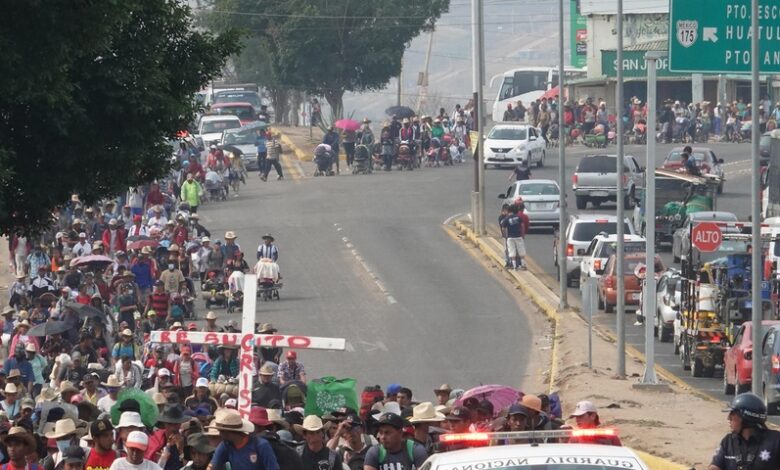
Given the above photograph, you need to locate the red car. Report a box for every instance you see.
[209,102,258,125]
[724,320,780,395]
[597,253,664,314]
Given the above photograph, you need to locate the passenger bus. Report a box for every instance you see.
[490,66,586,122]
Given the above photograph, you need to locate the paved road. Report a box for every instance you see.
[479,139,761,412]
[195,162,549,396]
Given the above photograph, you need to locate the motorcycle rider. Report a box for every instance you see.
[709,393,780,470]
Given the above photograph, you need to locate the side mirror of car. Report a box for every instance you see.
[718,158,724,164]
[498,194,506,199]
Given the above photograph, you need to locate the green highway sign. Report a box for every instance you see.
[669,0,780,73]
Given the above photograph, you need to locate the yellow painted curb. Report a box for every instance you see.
[272,128,312,162]
[634,450,693,470]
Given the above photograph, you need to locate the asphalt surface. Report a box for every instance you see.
[479,139,761,412]
[193,159,550,396]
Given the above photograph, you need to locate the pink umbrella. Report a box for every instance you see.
[455,384,520,416]
[540,86,560,101]
[70,255,113,268]
[334,119,361,132]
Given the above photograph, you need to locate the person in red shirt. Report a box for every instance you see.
[145,183,165,211]
[86,417,117,470]
[188,155,205,182]
[145,404,189,465]
[173,218,188,247]
[4,426,36,470]
[101,219,126,255]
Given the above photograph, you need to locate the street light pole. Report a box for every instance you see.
[615,0,626,378]
[751,0,762,395]
[471,0,486,235]
[641,51,665,385]
[557,0,568,309]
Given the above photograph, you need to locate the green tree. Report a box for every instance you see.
[206,0,449,120]
[0,0,240,235]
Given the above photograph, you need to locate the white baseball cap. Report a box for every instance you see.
[126,430,148,450]
[117,412,144,429]
[224,398,237,409]
[157,368,171,377]
[196,377,209,388]
[569,400,598,417]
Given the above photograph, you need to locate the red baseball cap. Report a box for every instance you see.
[249,406,272,427]
[286,351,297,360]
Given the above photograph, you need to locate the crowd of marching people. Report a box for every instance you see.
[500,94,780,147]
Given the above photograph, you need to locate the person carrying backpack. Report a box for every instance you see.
[364,413,427,470]
[295,416,343,470]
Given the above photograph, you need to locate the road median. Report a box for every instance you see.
[449,214,725,470]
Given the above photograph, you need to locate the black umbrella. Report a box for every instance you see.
[64,302,105,320]
[27,320,72,337]
[385,106,415,119]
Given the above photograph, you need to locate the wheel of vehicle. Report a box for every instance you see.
[704,366,715,378]
[764,386,779,415]
[660,324,673,343]
[591,199,602,208]
[692,357,704,377]
[597,291,605,310]
[605,301,615,314]
[682,344,691,370]
[537,151,545,168]
[724,369,735,395]
[673,336,680,355]
[575,196,587,210]
[736,377,750,394]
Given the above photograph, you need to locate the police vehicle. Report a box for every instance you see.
[423,430,649,470]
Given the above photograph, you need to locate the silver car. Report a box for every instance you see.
[221,127,259,171]
[498,179,560,228]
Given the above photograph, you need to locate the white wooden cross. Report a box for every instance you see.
[148,274,346,418]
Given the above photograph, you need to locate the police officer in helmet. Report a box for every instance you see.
[710,393,780,470]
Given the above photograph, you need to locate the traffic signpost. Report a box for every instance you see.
[691,222,723,252]
[669,0,780,73]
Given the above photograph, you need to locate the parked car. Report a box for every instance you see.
[636,269,683,343]
[484,124,546,168]
[671,211,739,264]
[725,320,780,396]
[578,233,646,289]
[572,154,644,210]
[760,324,780,413]
[760,131,773,166]
[212,89,264,114]
[498,179,560,228]
[210,102,259,126]
[553,214,635,288]
[597,253,664,314]
[661,147,725,194]
[197,115,242,147]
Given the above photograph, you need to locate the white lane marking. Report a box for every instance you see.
[335,224,397,305]
[443,212,466,225]
[723,159,751,167]
[345,341,356,352]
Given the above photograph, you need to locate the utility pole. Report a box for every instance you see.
[750,0,762,396]
[557,0,568,309]
[641,51,665,385]
[417,30,435,114]
[397,59,403,107]
[471,0,486,235]
[615,0,626,378]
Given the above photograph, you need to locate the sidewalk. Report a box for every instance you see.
[450,216,725,469]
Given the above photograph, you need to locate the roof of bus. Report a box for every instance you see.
[495,66,586,77]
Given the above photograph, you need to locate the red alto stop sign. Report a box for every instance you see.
[691,222,723,252]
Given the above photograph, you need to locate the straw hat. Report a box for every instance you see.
[409,402,446,423]
[6,427,35,448]
[59,381,79,394]
[257,323,277,333]
[101,376,121,388]
[3,384,17,395]
[259,364,275,376]
[520,394,543,413]
[224,231,237,240]
[44,419,78,439]
[206,409,254,434]
[206,311,217,320]
[293,415,324,434]
[267,409,289,429]
[117,412,144,430]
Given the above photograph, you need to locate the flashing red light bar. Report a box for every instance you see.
[439,429,619,443]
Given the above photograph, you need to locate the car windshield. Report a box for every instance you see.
[214,92,261,107]
[624,258,664,273]
[517,183,558,196]
[488,127,527,140]
[201,120,240,134]
[571,222,631,241]
[597,241,645,258]
[577,155,622,173]
[214,106,256,121]
[667,151,706,163]
[222,129,256,145]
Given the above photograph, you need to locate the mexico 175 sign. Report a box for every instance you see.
[676,20,698,48]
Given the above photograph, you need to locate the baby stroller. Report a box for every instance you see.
[352,144,372,174]
[313,144,335,177]
[427,138,441,167]
[256,258,282,301]
[201,271,227,309]
[396,141,415,171]
[204,170,226,201]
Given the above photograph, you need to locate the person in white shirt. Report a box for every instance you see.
[72,233,92,257]
[146,206,168,231]
[110,430,163,470]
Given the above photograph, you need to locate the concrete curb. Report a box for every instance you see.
[272,128,312,162]
[449,216,697,470]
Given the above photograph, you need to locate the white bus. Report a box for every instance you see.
[490,66,586,122]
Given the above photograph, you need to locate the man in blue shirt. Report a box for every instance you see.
[209,409,279,470]
[500,210,526,270]
[3,346,34,394]
[256,130,268,179]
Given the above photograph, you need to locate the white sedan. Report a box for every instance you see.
[484,124,546,168]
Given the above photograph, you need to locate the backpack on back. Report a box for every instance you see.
[378,440,415,467]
